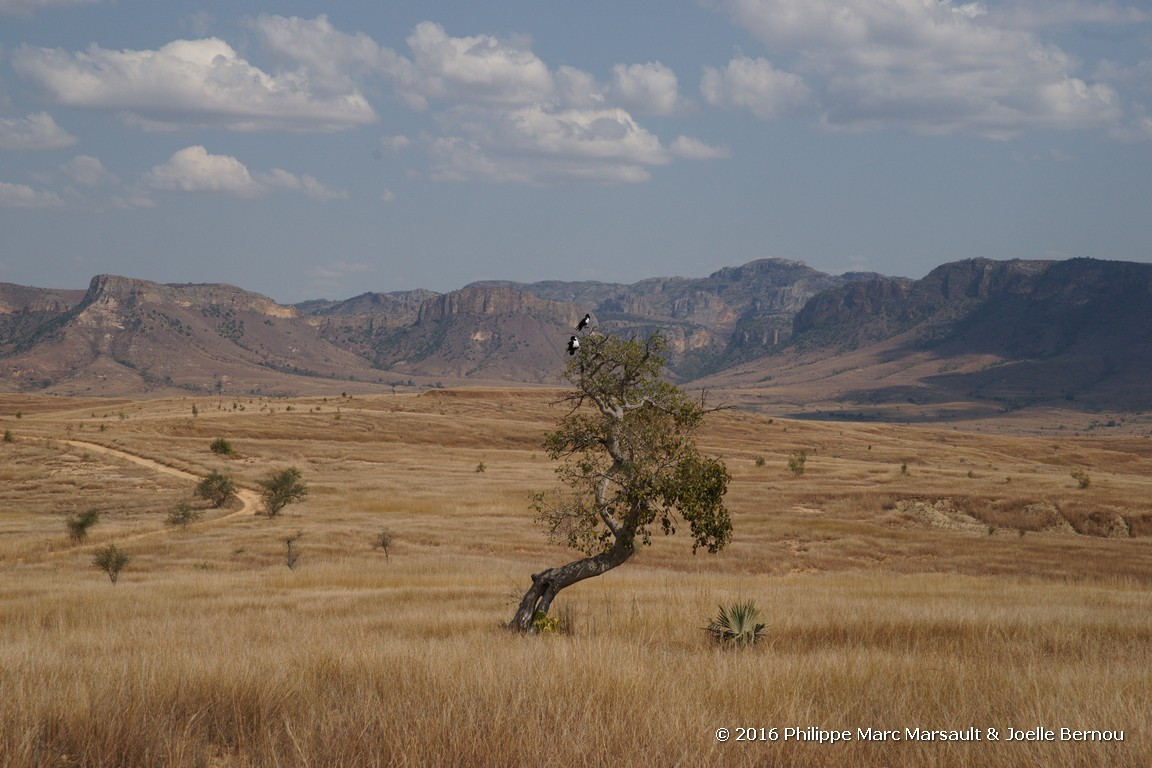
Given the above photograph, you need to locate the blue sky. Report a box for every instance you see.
[1,0,1150,302]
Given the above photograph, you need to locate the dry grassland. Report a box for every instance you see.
[1,390,1151,767]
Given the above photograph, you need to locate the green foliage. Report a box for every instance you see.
[787,450,807,477]
[259,467,308,517]
[754,455,765,467]
[532,610,561,634]
[209,437,234,456]
[1071,469,1091,489]
[65,509,100,543]
[705,600,768,648]
[166,501,203,529]
[92,544,129,584]
[2,429,13,443]
[475,461,486,473]
[531,332,731,556]
[195,471,236,508]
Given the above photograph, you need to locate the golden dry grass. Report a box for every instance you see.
[1,390,1151,767]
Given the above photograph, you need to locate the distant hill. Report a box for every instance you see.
[2,257,1149,418]
[706,258,1152,416]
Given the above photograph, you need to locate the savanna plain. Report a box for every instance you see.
[1,390,1151,767]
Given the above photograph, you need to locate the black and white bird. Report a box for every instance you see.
[576,313,592,332]
[567,335,580,355]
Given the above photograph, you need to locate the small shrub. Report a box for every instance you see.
[1071,469,1091,489]
[2,429,13,443]
[92,544,129,584]
[285,532,303,570]
[166,501,203,529]
[706,600,768,648]
[787,451,807,477]
[476,461,486,473]
[209,437,234,456]
[754,456,766,467]
[65,509,100,543]
[373,530,394,560]
[532,610,561,634]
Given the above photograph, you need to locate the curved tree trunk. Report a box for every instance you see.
[509,541,634,632]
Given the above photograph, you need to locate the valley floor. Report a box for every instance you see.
[2,391,1150,767]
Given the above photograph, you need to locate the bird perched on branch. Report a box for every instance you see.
[576,313,592,332]
[567,335,580,355]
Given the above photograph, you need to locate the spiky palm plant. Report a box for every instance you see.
[706,600,768,648]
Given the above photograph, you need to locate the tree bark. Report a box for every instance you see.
[508,540,634,632]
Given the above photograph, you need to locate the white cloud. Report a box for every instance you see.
[710,0,1127,137]
[430,105,671,184]
[701,57,811,120]
[0,111,77,149]
[609,62,681,115]
[143,146,346,200]
[12,38,376,132]
[670,135,730,160]
[61,155,116,187]
[0,180,64,207]
[0,0,101,17]
[145,146,263,196]
[258,167,347,201]
[395,21,555,109]
[250,14,392,93]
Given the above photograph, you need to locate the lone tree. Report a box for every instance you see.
[92,544,129,584]
[195,471,237,508]
[509,332,731,632]
[258,467,308,517]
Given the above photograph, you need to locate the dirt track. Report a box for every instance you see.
[60,439,260,527]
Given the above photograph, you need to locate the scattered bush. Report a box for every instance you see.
[754,456,766,467]
[787,451,807,477]
[195,471,237,508]
[285,532,303,570]
[166,501,203,529]
[65,509,100,543]
[532,610,561,634]
[209,437,234,456]
[92,544,129,584]
[1071,469,1091,489]
[373,530,394,560]
[2,429,13,443]
[259,467,308,517]
[706,600,768,648]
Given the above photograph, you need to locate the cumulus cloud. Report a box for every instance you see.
[669,135,730,160]
[701,57,811,120]
[143,146,346,200]
[12,37,376,132]
[0,180,63,207]
[430,105,670,184]
[709,0,1128,137]
[395,21,555,110]
[60,155,116,187]
[249,13,393,93]
[0,111,77,149]
[609,62,682,115]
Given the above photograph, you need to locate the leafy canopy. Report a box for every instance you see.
[532,332,731,556]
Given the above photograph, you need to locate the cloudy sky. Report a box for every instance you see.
[1,0,1150,301]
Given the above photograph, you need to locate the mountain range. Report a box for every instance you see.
[2,257,1149,421]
